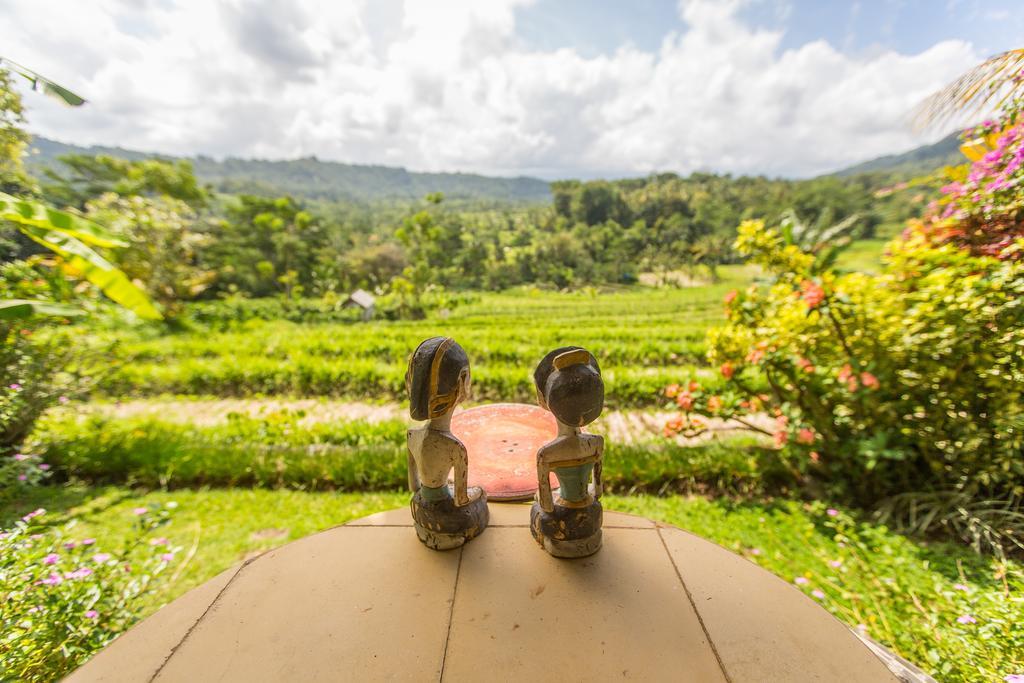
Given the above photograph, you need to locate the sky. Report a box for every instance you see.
[3,0,1021,180]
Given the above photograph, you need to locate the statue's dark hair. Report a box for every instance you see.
[406,336,470,420]
[533,346,604,427]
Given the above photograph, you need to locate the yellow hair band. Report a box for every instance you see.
[553,348,592,371]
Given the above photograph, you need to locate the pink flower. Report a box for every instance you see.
[745,348,766,364]
[811,589,825,600]
[39,573,62,586]
[149,537,169,546]
[0,533,8,540]
[9,383,21,390]
[773,430,788,447]
[42,553,59,565]
[796,357,815,374]
[21,508,45,522]
[84,610,98,619]
[794,577,809,585]
[859,372,880,390]
[796,428,816,445]
[58,396,69,405]
[63,541,77,550]
[65,567,93,580]
[38,463,50,471]
[719,363,735,379]
[13,453,30,461]
[92,553,112,563]
[81,538,95,546]
[724,290,738,305]
[160,553,175,563]
[800,280,825,309]
[953,583,969,592]
[956,615,976,625]
[826,508,839,517]
[664,384,680,398]
[17,474,27,481]
[829,560,842,568]
[809,451,821,463]
[1004,675,1024,683]
[750,548,762,556]
[675,392,694,410]
[132,507,149,516]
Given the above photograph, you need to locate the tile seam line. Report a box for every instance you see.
[438,543,464,682]
[146,556,255,682]
[656,525,733,683]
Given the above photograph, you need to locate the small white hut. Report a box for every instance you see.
[344,289,376,321]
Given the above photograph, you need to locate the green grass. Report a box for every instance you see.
[2,486,1019,682]
[89,279,753,407]
[30,411,784,495]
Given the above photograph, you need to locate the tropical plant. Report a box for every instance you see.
[917,48,1024,128]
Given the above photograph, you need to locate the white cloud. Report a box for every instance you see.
[3,0,979,178]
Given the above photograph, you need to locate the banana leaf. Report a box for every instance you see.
[0,299,83,320]
[0,193,125,248]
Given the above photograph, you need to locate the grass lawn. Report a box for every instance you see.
[3,485,1019,682]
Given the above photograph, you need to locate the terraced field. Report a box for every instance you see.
[95,270,753,407]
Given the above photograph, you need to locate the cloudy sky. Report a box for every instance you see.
[4,0,1021,179]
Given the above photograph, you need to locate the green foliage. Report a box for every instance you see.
[85,194,214,319]
[0,504,177,681]
[0,67,32,194]
[42,154,208,210]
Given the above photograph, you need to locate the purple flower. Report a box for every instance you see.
[84,609,98,619]
[826,508,839,517]
[953,583,969,592]
[13,453,30,461]
[58,396,69,404]
[149,537,169,546]
[38,463,50,471]
[794,577,809,585]
[9,383,21,390]
[749,548,762,556]
[956,614,977,625]
[81,538,95,546]
[160,553,175,563]
[63,541,77,550]
[65,567,93,580]
[811,589,826,600]
[828,560,842,568]
[92,553,112,563]
[17,474,27,481]
[132,507,149,516]
[21,508,45,522]
[1004,675,1024,683]
[42,553,59,565]
[39,573,62,586]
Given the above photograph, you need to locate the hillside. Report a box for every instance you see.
[833,131,962,177]
[26,136,552,204]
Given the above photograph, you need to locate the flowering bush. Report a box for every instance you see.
[0,504,179,681]
[917,102,1024,259]
[664,217,1024,551]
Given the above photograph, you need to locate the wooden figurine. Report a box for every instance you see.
[405,336,489,550]
[530,346,605,558]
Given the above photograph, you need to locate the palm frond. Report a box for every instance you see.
[915,48,1024,130]
[0,57,86,107]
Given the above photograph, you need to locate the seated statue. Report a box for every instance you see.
[405,336,489,550]
[530,346,605,558]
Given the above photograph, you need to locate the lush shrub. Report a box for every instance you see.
[1,322,98,456]
[664,218,1024,553]
[0,504,178,681]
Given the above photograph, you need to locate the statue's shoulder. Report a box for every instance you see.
[581,432,604,449]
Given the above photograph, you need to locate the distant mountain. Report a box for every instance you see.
[833,132,963,177]
[25,136,551,204]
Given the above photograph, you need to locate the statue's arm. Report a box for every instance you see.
[536,447,555,513]
[407,446,420,493]
[453,442,469,506]
[592,435,604,499]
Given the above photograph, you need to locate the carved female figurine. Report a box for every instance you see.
[530,346,605,558]
[405,336,489,550]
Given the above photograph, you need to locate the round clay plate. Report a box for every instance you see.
[449,403,558,500]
